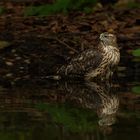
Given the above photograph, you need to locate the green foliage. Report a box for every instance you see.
[132,49,140,57]
[25,0,97,16]
[0,7,4,15]
[35,103,98,132]
[127,2,140,8]
[132,86,140,94]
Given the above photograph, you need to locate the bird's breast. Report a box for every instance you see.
[103,46,120,66]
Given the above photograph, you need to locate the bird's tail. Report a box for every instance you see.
[42,75,61,80]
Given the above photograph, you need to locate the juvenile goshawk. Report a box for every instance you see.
[57,32,120,81]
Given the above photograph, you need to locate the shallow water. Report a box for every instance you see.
[0,60,140,140]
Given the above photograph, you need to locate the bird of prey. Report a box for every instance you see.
[46,32,120,81]
[57,32,120,81]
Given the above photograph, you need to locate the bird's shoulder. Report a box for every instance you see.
[57,48,103,76]
[71,48,103,64]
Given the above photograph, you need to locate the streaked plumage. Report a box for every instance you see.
[61,81,119,126]
[57,32,120,80]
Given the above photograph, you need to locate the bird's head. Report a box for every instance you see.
[100,32,117,46]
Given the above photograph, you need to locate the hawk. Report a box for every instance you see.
[53,32,120,81]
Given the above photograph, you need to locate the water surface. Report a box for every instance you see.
[0,59,140,140]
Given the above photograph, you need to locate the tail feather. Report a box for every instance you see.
[42,75,61,80]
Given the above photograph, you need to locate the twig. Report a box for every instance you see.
[55,37,79,53]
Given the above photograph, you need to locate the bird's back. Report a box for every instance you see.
[57,48,103,78]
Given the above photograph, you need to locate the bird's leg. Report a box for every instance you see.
[106,71,111,80]
[105,67,112,80]
[105,67,113,89]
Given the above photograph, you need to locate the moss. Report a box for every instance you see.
[0,7,5,15]
[132,86,140,94]
[24,0,97,16]
[127,2,140,8]
[132,49,140,57]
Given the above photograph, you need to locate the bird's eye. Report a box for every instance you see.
[104,34,108,38]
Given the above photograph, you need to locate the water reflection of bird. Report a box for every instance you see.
[57,32,120,81]
[61,81,119,126]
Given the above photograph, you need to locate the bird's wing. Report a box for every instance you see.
[58,49,103,76]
